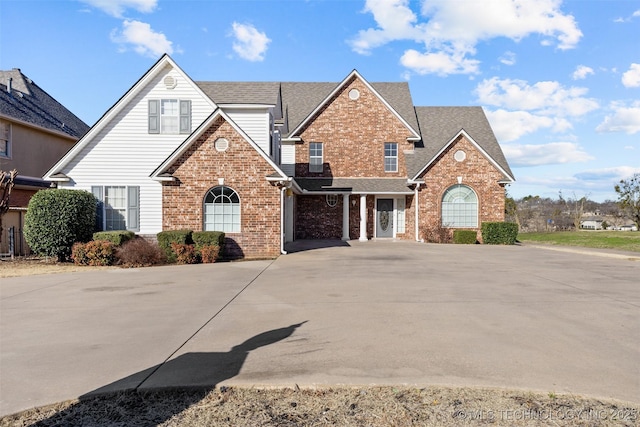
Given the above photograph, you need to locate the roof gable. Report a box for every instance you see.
[151,108,287,181]
[286,70,421,141]
[44,54,216,180]
[409,106,514,182]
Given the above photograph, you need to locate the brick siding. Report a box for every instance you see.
[162,117,282,259]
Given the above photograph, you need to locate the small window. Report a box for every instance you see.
[326,194,338,207]
[0,120,10,158]
[149,99,191,134]
[396,198,406,233]
[92,186,140,231]
[384,143,398,172]
[309,142,323,173]
[204,186,240,233]
[442,184,478,228]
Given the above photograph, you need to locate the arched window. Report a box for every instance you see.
[442,184,478,228]
[204,186,240,232]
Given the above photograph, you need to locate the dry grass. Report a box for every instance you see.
[0,256,113,278]
[0,386,637,427]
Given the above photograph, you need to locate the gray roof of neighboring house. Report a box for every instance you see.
[408,106,514,180]
[0,69,89,139]
[295,177,414,194]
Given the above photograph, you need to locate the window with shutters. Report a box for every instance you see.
[91,186,140,231]
[148,99,191,134]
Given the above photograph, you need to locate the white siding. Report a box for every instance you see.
[225,108,270,155]
[59,64,215,235]
[281,143,296,176]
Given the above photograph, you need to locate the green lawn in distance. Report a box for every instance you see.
[518,231,640,253]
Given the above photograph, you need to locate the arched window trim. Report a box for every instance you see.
[203,185,241,233]
[441,184,478,228]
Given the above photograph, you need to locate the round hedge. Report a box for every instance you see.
[24,189,96,261]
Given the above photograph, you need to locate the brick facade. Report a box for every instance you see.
[417,135,507,241]
[295,77,415,178]
[162,117,282,259]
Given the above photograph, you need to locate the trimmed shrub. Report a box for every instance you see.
[71,240,116,266]
[453,230,477,244]
[157,230,193,263]
[481,222,519,245]
[117,237,166,267]
[199,245,220,263]
[170,243,200,264]
[93,231,135,246]
[24,189,96,261]
[192,231,225,248]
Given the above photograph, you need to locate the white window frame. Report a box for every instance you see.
[148,99,191,134]
[384,142,398,172]
[309,142,323,173]
[91,186,140,232]
[204,186,241,233]
[442,184,478,228]
[0,120,11,158]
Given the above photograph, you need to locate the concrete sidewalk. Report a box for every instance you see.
[1,241,639,416]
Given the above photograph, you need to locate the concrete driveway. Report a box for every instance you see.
[1,241,639,416]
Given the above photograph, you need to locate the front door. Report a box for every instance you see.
[376,198,394,238]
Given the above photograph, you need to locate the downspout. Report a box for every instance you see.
[414,182,422,242]
[280,186,287,255]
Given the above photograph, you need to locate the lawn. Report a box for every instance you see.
[518,230,640,253]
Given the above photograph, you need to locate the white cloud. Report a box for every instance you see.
[350,0,582,76]
[80,0,156,18]
[596,101,640,134]
[574,166,640,182]
[110,20,173,57]
[622,63,640,88]
[572,65,594,80]
[485,109,571,142]
[476,77,599,117]
[499,51,516,66]
[502,142,593,167]
[230,22,271,62]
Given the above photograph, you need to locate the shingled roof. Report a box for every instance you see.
[0,69,89,139]
[408,106,514,181]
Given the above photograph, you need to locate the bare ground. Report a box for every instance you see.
[1,258,638,426]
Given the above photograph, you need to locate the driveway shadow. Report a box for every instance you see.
[30,322,306,426]
[285,239,351,253]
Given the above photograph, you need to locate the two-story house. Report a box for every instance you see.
[44,55,514,259]
[1,69,89,255]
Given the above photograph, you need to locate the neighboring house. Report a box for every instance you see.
[45,55,514,259]
[0,69,89,255]
[580,216,604,230]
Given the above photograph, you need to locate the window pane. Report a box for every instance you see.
[442,185,478,227]
[204,186,240,232]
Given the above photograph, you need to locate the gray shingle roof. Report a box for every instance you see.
[196,81,281,106]
[0,69,89,139]
[295,177,413,194]
[408,106,514,180]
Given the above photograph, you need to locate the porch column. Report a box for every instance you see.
[359,194,367,242]
[342,193,350,241]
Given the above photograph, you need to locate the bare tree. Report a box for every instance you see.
[615,173,640,229]
[559,190,589,230]
[0,169,18,244]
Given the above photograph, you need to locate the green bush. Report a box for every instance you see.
[24,189,96,261]
[481,222,519,245]
[71,240,116,266]
[192,231,225,248]
[453,230,477,244]
[157,230,193,263]
[93,231,135,246]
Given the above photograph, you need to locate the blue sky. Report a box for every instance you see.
[1,0,639,201]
